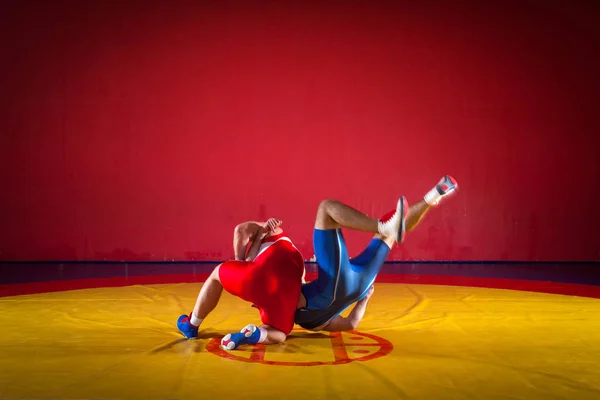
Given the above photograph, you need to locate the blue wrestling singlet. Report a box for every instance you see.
[294,228,391,330]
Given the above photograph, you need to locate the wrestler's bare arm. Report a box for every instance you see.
[245,228,267,261]
[233,218,283,261]
[318,286,375,332]
[233,221,263,260]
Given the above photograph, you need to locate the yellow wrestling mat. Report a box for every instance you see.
[1,283,599,400]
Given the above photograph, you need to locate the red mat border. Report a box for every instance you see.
[1,273,599,299]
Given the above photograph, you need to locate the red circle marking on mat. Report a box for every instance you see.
[206,329,393,366]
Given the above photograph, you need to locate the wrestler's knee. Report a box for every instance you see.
[260,324,287,344]
[211,264,221,282]
[318,198,336,214]
[269,333,287,344]
[315,198,339,229]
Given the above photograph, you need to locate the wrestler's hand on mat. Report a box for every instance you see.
[366,285,375,300]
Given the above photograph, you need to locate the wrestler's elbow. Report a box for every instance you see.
[347,318,361,330]
[345,313,368,330]
[322,316,358,332]
[233,223,245,238]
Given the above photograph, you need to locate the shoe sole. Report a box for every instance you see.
[241,324,256,338]
[437,175,458,195]
[221,334,236,350]
[397,196,408,243]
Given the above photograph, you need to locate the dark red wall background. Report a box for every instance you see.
[1,1,598,262]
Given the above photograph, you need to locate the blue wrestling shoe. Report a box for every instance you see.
[177,314,199,339]
[221,324,262,350]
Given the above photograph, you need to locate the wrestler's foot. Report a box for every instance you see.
[378,196,409,243]
[221,324,261,350]
[177,314,199,339]
[424,176,459,206]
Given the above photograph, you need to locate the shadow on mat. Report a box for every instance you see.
[149,329,222,354]
[151,329,333,354]
[287,331,330,340]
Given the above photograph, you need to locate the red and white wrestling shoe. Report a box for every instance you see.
[378,196,409,243]
[424,176,459,206]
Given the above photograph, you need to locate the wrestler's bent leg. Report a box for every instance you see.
[220,323,286,350]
